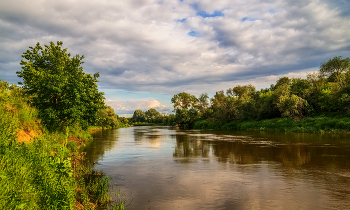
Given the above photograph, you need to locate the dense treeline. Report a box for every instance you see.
[132,108,176,125]
[170,56,350,131]
[97,105,130,129]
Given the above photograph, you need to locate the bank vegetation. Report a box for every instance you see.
[0,41,126,209]
[133,56,350,133]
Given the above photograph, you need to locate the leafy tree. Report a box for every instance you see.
[274,77,291,90]
[119,117,129,125]
[338,85,350,115]
[211,91,231,122]
[145,108,161,123]
[320,56,350,79]
[171,92,198,109]
[290,78,310,98]
[17,41,104,130]
[174,108,198,129]
[227,85,256,99]
[132,110,146,122]
[305,72,326,112]
[226,85,257,120]
[162,113,176,126]
[98,106,119,129]
[171,92,199,128]
[274,84,305,118]
[197,93,209,118]
[257,90,278,119]
[277,94,304,117]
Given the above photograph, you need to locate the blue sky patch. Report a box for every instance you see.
[269,9,276,14]
[197,10,224,18]
[188,31,199,37]
[190,3,224,18]
[177,18,186,23]
[241,17,257,22]
[190,3,199,10]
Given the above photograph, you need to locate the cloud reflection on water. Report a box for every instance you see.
[88,127,350,209]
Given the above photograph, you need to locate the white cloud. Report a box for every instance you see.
[0,0,349,103]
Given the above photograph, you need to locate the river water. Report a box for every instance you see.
[84,126,350,209]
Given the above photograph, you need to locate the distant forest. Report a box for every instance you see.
[132,56,350,130]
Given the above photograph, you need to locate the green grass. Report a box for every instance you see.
[194,116,350,133]
[132,122,174,126]
[90,124,131,131]
[133,122,156,126]
[0,136,75,209]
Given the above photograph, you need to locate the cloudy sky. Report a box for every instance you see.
[1,0,349,116]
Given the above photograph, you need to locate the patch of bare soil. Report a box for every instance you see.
[89,128,102,133]
[16,129,41,143]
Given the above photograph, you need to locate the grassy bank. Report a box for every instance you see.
[89,124,131,132]
[132,122,175,126]
[193,116,350,133]
[0,82,122,209]
[133,122,158,126]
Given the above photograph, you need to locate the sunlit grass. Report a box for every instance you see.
[194,116,350,133]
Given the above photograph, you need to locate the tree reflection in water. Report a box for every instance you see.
[85,127,350,209]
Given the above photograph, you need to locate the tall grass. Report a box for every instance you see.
[0,137,76,209]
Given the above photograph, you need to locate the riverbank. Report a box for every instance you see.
[89,124,131,132]
[133,122,159,126]
[0,125,114,209]
[193,115,350,133]
[132,122,175,126]
[0,83,120,209]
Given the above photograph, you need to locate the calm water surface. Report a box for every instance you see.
[84,126,350,209]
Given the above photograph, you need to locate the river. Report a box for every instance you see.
[84,126,350,209]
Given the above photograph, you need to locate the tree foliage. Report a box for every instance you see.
[171,92,199,129]
[320,56,350,79]
[132,108,175,125]
[169,56,350,129]
[97,106,119,128]
[171,92,198,109]
[145,108,161,123]
[133,110,146,122]
[17,41,105,130]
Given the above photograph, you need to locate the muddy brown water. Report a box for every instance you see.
[84,126,350,209]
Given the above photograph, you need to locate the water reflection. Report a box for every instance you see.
[173,130,350,170]
[86,127,350,210]
[83,129,120,165]
[173,135,210,159]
